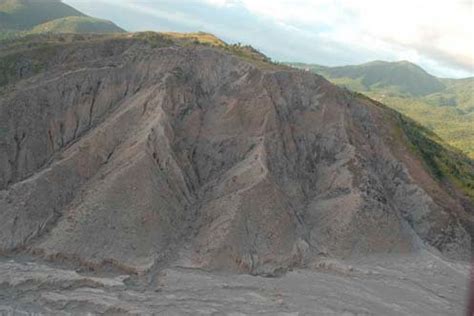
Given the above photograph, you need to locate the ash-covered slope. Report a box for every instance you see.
[0,33,472,275]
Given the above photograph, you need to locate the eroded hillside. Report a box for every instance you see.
[288,61,474,158]
[0,33,473,278]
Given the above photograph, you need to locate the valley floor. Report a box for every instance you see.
[0,251,470,315]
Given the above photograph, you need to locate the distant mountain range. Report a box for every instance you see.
[0,0,124,38]
[288,61,474,158]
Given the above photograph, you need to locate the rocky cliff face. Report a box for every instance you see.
[0,34,472,276]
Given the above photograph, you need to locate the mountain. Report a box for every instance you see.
[0,0,84,30]
[0,32,472,313]
[1,31,472,268]
[0,0,124,36]
[30,16,125,34]
[435,77,474,112]
[288,61,474,158]
[305,60,445,96]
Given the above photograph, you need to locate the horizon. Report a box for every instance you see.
[281,59,474,80]
[63,0,474,79]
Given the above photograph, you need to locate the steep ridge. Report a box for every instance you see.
[0,33,472,276]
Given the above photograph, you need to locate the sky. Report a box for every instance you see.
[64,0,474,78]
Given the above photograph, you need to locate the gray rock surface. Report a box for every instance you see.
[0,251,470,315]
[0,34,472,278]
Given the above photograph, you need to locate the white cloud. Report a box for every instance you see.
[202,0,236,6]
[203,0,474,73]
[64,0,473,76]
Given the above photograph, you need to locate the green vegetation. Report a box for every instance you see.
[130,32,174,48]
[0,31,277,92]
[397,113,474,199]
[0,29,24,41]
[0,0,124,36]
[225,43,273,66]
[135,32,275,67]
[354,92,474,199]
[162,32,273,64]
[0,0,83,30]
[288,61,474,158]
[0,39,59,88]
[370,94,474,158]
[0,33,112,89]
[30,16,124,34]
[292,61,445,96]
[432,78,474,112]
[162,32,227,47]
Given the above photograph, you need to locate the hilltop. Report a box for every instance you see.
[0,0,124,38]
[292,60,446,96]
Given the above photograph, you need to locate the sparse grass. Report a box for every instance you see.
[132,31,277,67]
[161,32,273,65]
[0,0,84,30]
[30,16,124,34]
[224,43,273,66]
[398,114,474,200]
[130,32,176,48]
[0,42,57,86]
[162,31,226,47]
[0,31,281,92]
[0,29,25,41]
[0,0,123,35]
[357,91,474,200]
[370,93,474,158]
[0,34,93,87]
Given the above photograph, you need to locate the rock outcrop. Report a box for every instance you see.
[0,33,472,275]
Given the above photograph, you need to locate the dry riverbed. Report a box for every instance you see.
[0,251,470,315]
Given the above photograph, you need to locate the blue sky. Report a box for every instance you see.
[64,0,473,78]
